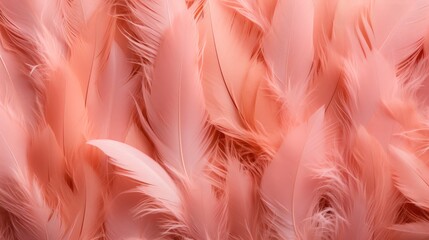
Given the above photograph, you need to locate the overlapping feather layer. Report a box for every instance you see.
[1,0,429,239]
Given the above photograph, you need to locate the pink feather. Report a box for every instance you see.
[140,9,212,181]
[2,0,429,239]
[261,108,327,238]
[389,146,429,211]
[88,139,181,216]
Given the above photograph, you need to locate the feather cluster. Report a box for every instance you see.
[2,0,429,239]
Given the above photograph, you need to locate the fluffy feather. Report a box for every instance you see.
[0,105,65,240]
[389,146,429,211]
[121,0,187,78]
[263,0,314,117]
[201,0,269,132]
[2,0,429,239]
[220,0,268,31]
[139,9,212,181]
[341,127,403,239]
[88,139,180,216]
[261,108,328,238]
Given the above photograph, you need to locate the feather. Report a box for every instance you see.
[86,39,139,141]
[43,63,88,165]
[28,128,105,239]
[29,113,104,240]
[263,0,314,110]
[372,0,429,66]
[88,139,181,216]
[27,12,111,235]
[182,180,229,239]
[66,162,105,240]
[224,160,256,239]
[137,11,229,237]
[0,0,67,56]
[256,0,278,23]
[261,108,327,238]
[200,0,266,131]
[0,39,39,124]
[124,121,155,157]
[209,0,282,139]
[90,138,228,239]
[251,76,283,147]
[307,0,366,140]
[341,127,403,239]
[389,145,429,211]
[122,0,187,75]
[0,177,65,240]
[3,0,429,238]
[220,0,269,31]
[0,106,30,177]
[302,151,349,240]
[0,0,70,98]
[349,52,397,127]
[0,106,44,240]
[104,183,165,240]
[199,0,278,176]
[67,1,116,106]
[313,51,398,147]
[389,222,429,240]
[140,9,212,181]
[340,185,372,240]
[0,105,65,239]
[312,0,338,70]
[332,0,372,56]
[0,0,68,126]
[27,125,68,207]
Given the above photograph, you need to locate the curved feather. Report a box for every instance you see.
[261,108,326,238]
[372,0,429,66]
[201,0,266,131]
[389,145,429,211]
[88,139,181,216]
[122,0,187,72]
[220,0,269,31]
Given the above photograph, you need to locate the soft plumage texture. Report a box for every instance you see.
[2,0,429,239]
